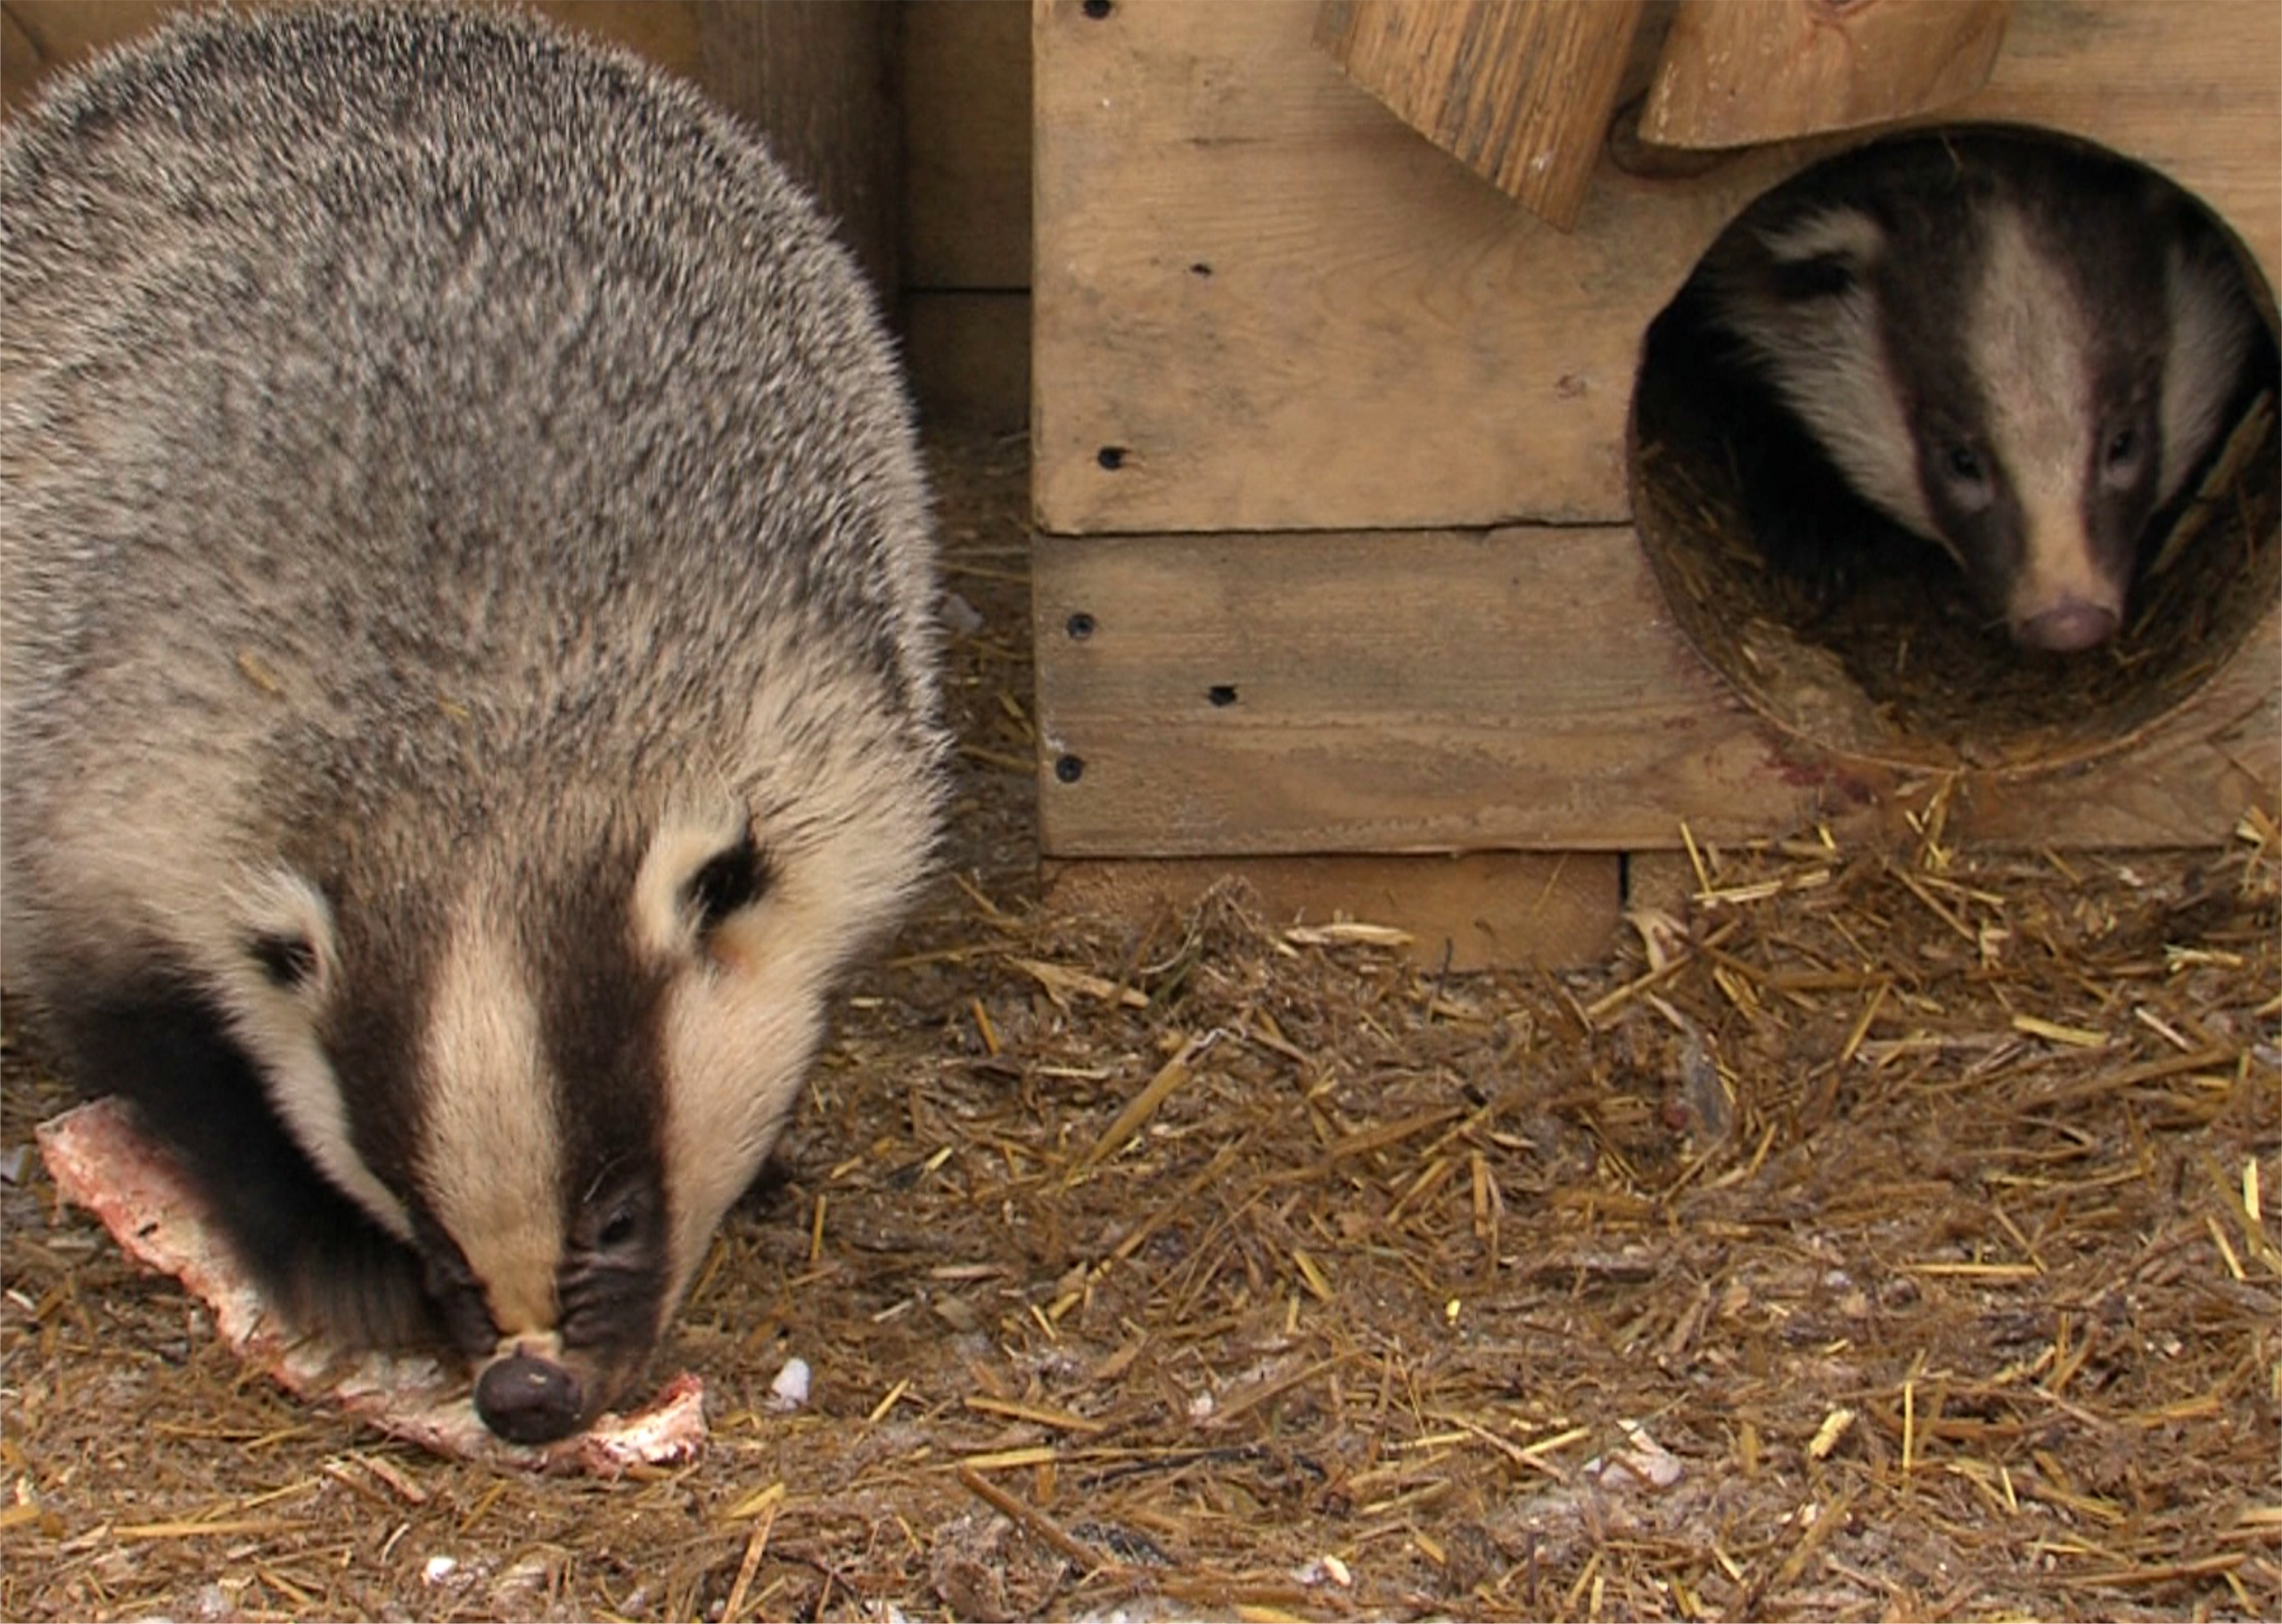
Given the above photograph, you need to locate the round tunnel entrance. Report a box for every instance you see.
[1629,126,2280,772]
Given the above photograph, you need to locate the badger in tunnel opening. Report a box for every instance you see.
[1662,131,2270,654]
[0,4,947,1447]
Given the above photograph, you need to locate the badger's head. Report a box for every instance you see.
[1708,146,2255,652]
[210,732,940,1444]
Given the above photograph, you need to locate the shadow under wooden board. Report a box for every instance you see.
[1042,850,1622,973]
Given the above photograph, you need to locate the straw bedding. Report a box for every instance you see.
[2,433,2275,1621]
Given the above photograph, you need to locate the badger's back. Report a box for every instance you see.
[3,3,937,802]
[2,4,945,1443]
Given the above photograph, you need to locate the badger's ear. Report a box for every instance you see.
[2157,218,2258,505]
[1755,204,1885,301]
[235,866,338,1003]
[634,809,775,963]
[684,832,769,934]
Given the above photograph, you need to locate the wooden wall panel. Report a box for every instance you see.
[905,292,1031,435]
[901,0,1034,431]
[902,0,1032,291]
[1033,529,2280,856]
[1032,0,2281,538]
[1037,526,1825,855]
[694,3,899,303]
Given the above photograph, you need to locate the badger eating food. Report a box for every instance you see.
[1687,133,2263,652]
[1,5,945,1445]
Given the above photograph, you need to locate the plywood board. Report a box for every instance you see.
[1033,527,2281,855]
[1033,0,2280,537]
[1042,850,1623,971]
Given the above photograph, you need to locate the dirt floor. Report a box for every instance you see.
[2,431,2278,1622]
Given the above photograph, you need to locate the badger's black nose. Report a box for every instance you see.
[475,1353,584,1444]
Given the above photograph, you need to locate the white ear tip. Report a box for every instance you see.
[632,806,759,957]
[1759,206,1885,270]
[231,865,338,989]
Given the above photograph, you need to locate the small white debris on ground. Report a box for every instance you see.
[1583,1418,1685,1491]
[939,590,987,637]
[768,1356,812,1411]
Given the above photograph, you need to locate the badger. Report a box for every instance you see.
[0,4,946,1445]
[1687,132,2264,652]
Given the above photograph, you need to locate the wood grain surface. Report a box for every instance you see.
[1033,0,2279,537]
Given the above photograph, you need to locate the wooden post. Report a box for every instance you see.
[1314,0,1647,230]
[1639,0,2011,151]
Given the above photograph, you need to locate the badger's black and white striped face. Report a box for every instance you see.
[1707,141,2257,652]
[210,791,922,1445]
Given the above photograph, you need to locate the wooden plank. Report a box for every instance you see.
[695,2,899,303]
[1313,0,1647,230]
[1032,0,2280,537]
[1034,0,1733,534]
[1621,850,1703,921]
[1033,527,2281,855]
[1640,0,2010,151]
[906,291,1030,433]
[1042,851,1623,972]
[1035,526,1834,855]
[902,0,1033,291]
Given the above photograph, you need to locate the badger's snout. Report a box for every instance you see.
[2013,595,2121,652]
[475,1345,587,1445]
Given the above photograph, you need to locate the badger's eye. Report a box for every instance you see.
[2100,424,2147,485]
[579,1183,659,1261]
[237,869,336,996]
[1942,444,1985,485]
[249,930,319,990]
[684,833,769,933]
